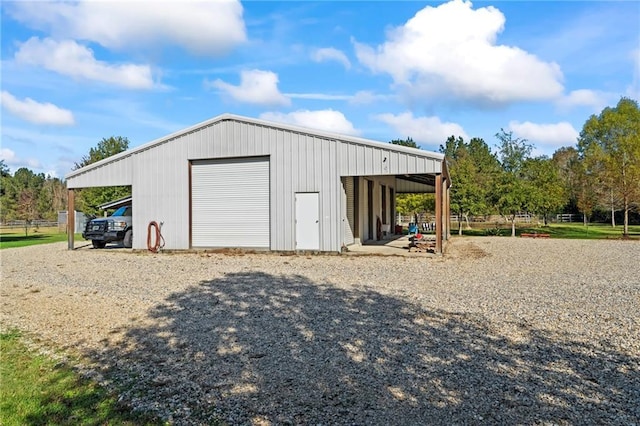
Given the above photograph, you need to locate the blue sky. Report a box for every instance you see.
[1,0,638,178]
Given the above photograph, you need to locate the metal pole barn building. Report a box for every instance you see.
[65,114,451,253]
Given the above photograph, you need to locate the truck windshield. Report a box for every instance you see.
[111,206,132,216]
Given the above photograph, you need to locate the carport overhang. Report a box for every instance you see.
[395,174,435,193]
[392,162,452,254]
[345,161,451,254]
[98,196,132,211]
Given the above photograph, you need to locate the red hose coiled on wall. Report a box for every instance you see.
[147,221,165,253]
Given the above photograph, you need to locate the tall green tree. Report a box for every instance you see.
[552,147,581,213]
[493,173,531,236]
[522,157,566,225]
[74,136,131,169]
[17,188,38,235]
[440,136,500,234]
[38,177,67,221]
[0,160,13,222]
[73,136,131,216]
[578,98,640,235]
[496,128,533,174]
[575,162,599,225]
[395,193,435,218]
[0,160,10,178]
[493,129,533,236]
[390,137,419,148]
[5,168,46,234]
[551,146,604,225]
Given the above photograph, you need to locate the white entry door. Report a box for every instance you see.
[295,192,320,250]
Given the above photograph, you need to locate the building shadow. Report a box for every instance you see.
[85,272,639,424]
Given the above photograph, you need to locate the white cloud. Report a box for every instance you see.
[354,0,564,105]
[43,169,58,178]
[7,0,246,56]
[508,121,579,147]
[284,91,392,104]
[1,91,74,125]
[1,125,93,177]
[557,89,611,112]
[208,70,290,107]
[0,147,42,170]
[285,93,352,101]
[311,47,351,69]
[16,37,155,89]
[0,148,17,163]
[349,90,392,105]
[374,112,467,145]
[259,109,360,136]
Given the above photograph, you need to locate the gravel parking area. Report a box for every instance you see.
[1,238,639,425]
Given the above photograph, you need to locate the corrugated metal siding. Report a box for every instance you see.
[67,117,444,252]
[338,142,441,176]
[67,156,133,188]
[132,137,190,250]
[396,179,435,193]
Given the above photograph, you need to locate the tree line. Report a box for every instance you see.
[394,97,640,236]
[0,161,67,229]
[0,137,131,233]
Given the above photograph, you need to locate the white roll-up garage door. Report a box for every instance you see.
[191,157,270,248]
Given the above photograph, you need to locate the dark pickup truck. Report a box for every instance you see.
[83,206,133,248]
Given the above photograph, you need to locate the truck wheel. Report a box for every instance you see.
[124,229,133,248]
[92,240,106,249]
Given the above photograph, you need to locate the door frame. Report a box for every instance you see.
[367,179,374,241]
[295,192,320,250]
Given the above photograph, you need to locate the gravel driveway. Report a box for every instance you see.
[1,238,639,425]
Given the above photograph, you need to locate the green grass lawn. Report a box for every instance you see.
[0,330,161,425]
[0,227,82,250]
[455,222,640,239]
[0,331,161,426]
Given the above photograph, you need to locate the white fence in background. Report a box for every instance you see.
[398,212,588,226]
[399,213,534,225]
[0,220,58,229]
[556,213,582,223]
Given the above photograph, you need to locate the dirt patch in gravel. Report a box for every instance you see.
[444,238,489,260]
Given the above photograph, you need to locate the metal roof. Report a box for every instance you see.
[65,113,445,179]
[98,196,132,210]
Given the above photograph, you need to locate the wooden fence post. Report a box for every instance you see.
[435,174,442,254]
[67,189,75,250]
